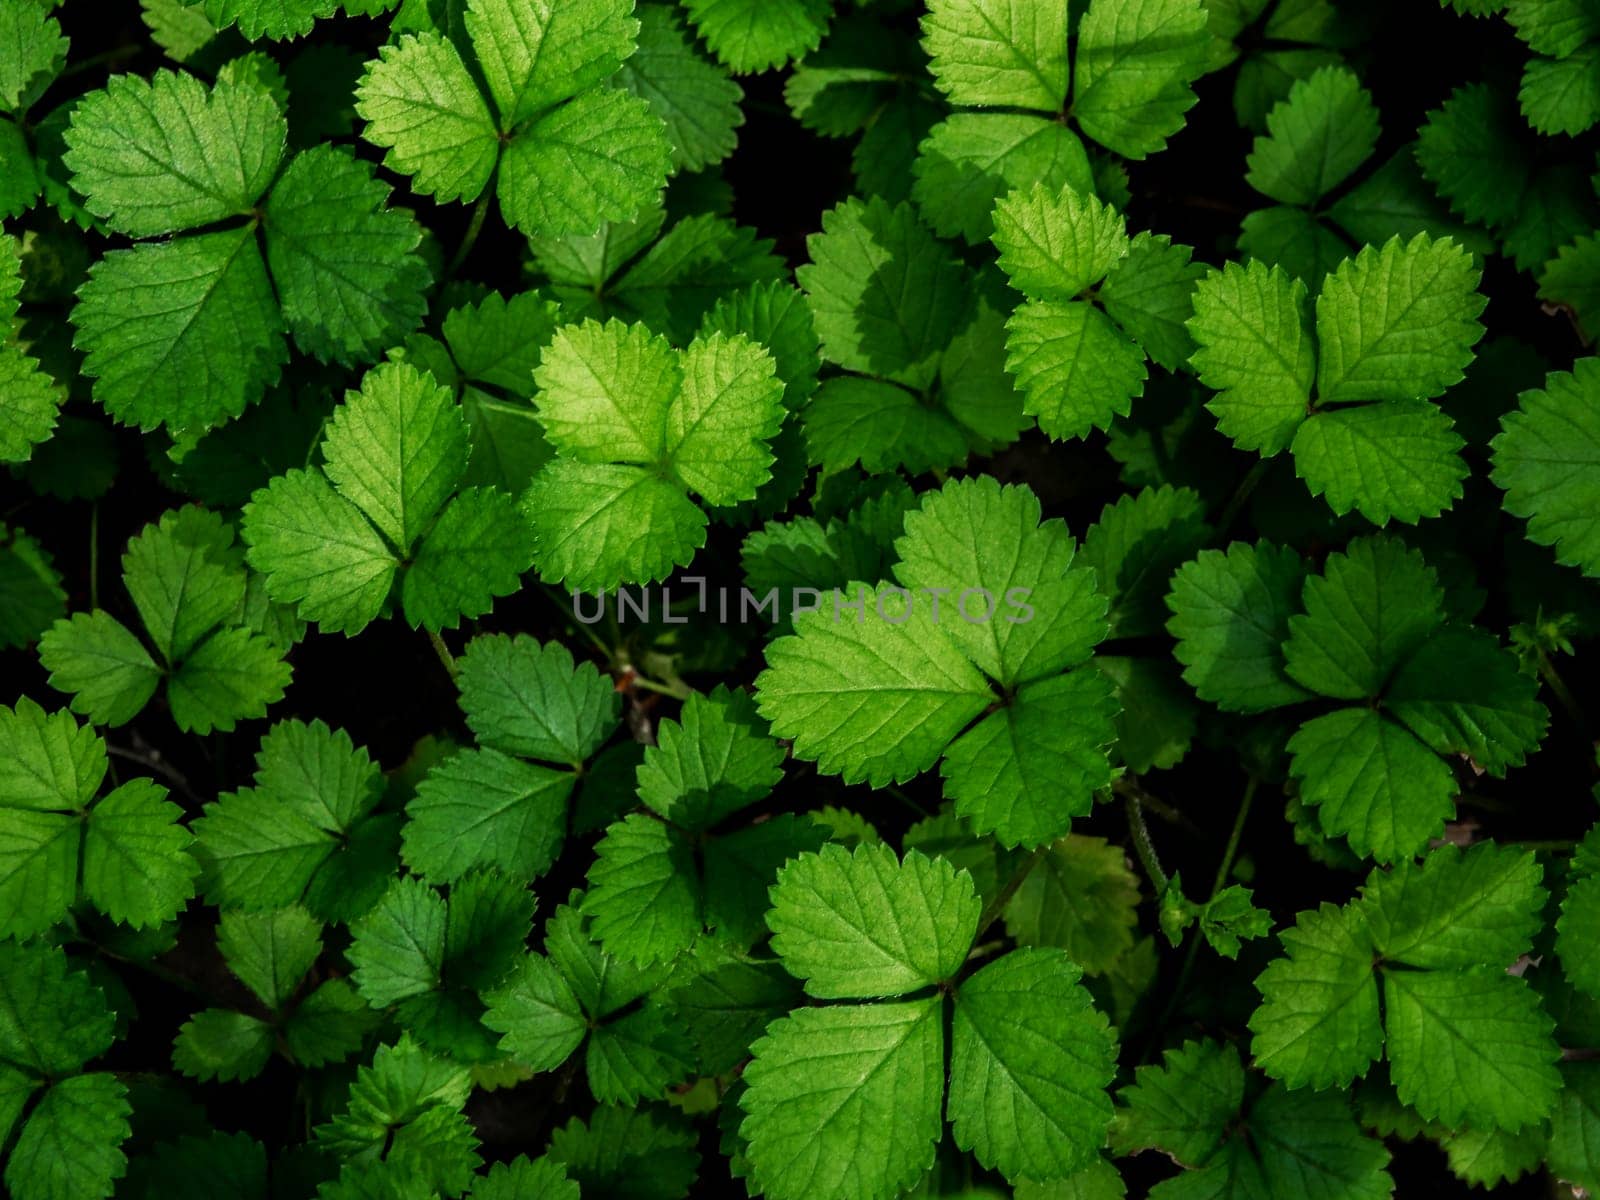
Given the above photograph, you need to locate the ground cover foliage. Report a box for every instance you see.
[2,0,1600,1197]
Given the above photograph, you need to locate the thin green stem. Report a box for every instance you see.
[1214,458,1270,540]
[445,191,492,280]
[60,45,140,80]
[1537,648,1590,746]
[627,672,691,699]
[975,846,1045,942]
[426,629,458,679]
[1151,776,1259,1050]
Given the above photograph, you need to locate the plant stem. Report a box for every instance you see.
[445,191,491,280]
[1124,791,1168,894]
[975,846,1045,942]
[426,629,457,679]
[1537,648,1591,746]
[627,672,691,699]
[1208,775,1258,899]
[1214,458,1270,540]
[60,45,141,80]
[1147,776,1259,1055]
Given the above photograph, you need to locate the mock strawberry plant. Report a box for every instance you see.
[3,1,1600,1198]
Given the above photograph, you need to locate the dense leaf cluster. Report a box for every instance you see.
[3,1,1600,1198]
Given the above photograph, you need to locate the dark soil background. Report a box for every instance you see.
[2,1,1596,1196]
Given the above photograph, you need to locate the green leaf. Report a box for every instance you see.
[548,1105,698,1200]
[63,70,284,237]
[1362,842,1545,970]
[947,948,1118,1179]
[4,1074,131,1200]
[681,0,831,73]
[496,88,671,239]
[400,487,534,631]
[166,624,292,734]
[0,940,117,1075]
[262,144,431,365]
[458,633,618,764]
[482,953,587,1071]
[1246,66,1379,206]
[1249,901,1382,1089]
[0,696,106,813]
[218,905,322,1010]
[1415,83,1530,231]
[1187,258,1315,454]
[354,34,499,204]
[1072,0,1210,158]
[532,318,679,464]
[1166,541,1313,712]
[1491,358,1600,577]
[1287,707,1457,862]
[1382,626,1548,774]
[1098,232,1206,371]
[1521,45,1600,135]
[321,361,467,552]
[0,344,63,464]
[740,999,943,1200]
[73,227,287,444]
[463,0,636,128]
[347,874,446,1009]
[617,5,743,173]
[121,508,244,664]
[1290,399,1468,525]
[1083,485,1211,639]
[912,111,1094,245]
[37,611,163,728]
[1114,1038,1244,1167]
[204,0,339,40]
[1005,298,1148,441]
[0,0,66,115]
[1283,536,1444,701]
[83,778,198,927]
[1003,835,1141,974]
[922,0,1068,112]
[766,842,981,998]
[756,585,993,788]
[637,686,784,830]
[992,182,1128,302]
[582,813,700,965]
[798,196,968,391]
[173,1008,275,1081]
[523,458,709,590]
[1550,1060,1600,1191]
[893,476,1108,686]
[240,468,396,635]
[1384,968,1560,1130]
[1313,233,1485,405]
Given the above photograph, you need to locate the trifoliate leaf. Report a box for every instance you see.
[262,144,431,365]
[1187,258,1315,454]
[548,1105,699,1200]
[1072,0,1210,159]
[0,939,117,1075]
[63,70,285,237]
[1098,232,1206,372]
[947,948,1117,1180]
[1283,535,1444,701]
[681,0,831,73]
[1314,233,1485,405]
[1492,358,1600,577]
[482,952,587,1071]
[1166,541,1313,712]
[767,843,981,998]
[741,999,944,1200]
[618,5,743,172]
[1246,66,1379,206]
[73,227,287,444]
[921,0,1069,112]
